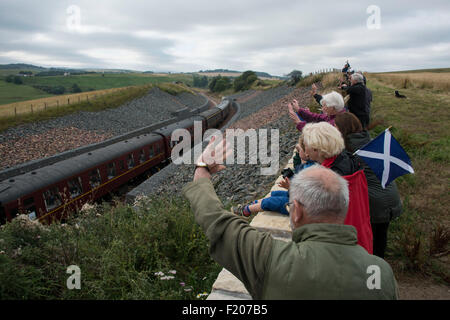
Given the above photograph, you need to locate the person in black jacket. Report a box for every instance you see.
[340,73,370,128]
[335,112,403,258]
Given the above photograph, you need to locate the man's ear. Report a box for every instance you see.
[291,199,304,228]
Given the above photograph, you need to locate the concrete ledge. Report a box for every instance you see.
[212,269,250,295]
[207,289,252,300]
[250,211,291,239]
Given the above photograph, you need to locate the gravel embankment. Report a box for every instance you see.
[0,88,207,171]
[128,84,314,206]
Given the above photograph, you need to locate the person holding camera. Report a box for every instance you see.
[339,73,370,128]
[232,135,316,217]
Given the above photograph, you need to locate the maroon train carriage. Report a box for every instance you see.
[0,99,232,225]
[0,132,167,224]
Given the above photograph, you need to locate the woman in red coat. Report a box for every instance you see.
[302,122,373,254]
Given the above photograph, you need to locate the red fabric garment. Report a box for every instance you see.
[321,156,338,169]
[322,158,373,254]
[342,170,373,254]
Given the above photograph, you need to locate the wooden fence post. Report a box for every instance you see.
[68,98,70,105]
[31,104,33,114]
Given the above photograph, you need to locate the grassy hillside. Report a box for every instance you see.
[0,73,194,105]
[0,80,52,105]
[367,72,449,283]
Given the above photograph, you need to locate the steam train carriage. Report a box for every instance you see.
[0,99,232,224]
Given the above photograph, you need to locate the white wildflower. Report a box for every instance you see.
[81,203,95,213]
[169,270,176,275]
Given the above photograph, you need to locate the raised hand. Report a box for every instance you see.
[197,135,232,174]
[278,177,290,190]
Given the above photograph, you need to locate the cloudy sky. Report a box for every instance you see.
[0,0,449,76]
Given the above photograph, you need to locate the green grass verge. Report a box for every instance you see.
[0,195,222,299]
[365,75,450,283]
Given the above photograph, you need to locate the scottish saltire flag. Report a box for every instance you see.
[355,129,414,189]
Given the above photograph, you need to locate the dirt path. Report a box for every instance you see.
[397,274,450,300]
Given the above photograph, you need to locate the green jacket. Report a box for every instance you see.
[183,177,399,300]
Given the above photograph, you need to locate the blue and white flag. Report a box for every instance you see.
[355,129,414,188]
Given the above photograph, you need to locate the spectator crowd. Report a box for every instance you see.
[182,61,402,300]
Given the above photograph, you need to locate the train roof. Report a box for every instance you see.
[0,133,162,205]
[152,117,197,137]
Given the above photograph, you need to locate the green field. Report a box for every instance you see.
[0,80,52,105]
[0,73,195,105]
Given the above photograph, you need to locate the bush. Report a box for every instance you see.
[193,75,208,88]
[208,75,232,92]
[13,76,23,85]
[33,85,66,95]
[0,195,221,299]
[5,75,14,83]
[287,70,303,85]
[233,70,258,91]
[71,83,82,93]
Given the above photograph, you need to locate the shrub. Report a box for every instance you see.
[233,70,258,91]
[0,195,221,299]
[209,75,232,92]
[71,83,82,93]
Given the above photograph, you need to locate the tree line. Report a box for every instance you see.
[193,69,304,93]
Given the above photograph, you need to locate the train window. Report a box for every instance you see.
[43,187,62,211]
[68,177,83,198]
[128,154,135,168]
[10,207,19,219]
[107,163,117,179]
[23,197,34,207]
[23,197,37,219]
[156,144,161,154]
[149,145,155,158]
[27,208,37,221]
[0,206,6,224]
[89,169,101,189]
[139,149,146,163]
[119,160,125,171]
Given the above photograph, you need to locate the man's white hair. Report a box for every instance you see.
[351,73,364,84]
[320,91,345,111]
[289,165,349,221]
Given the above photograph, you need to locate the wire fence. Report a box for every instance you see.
[0,86,132,118]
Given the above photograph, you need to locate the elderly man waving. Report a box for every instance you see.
[182,136,398,300]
